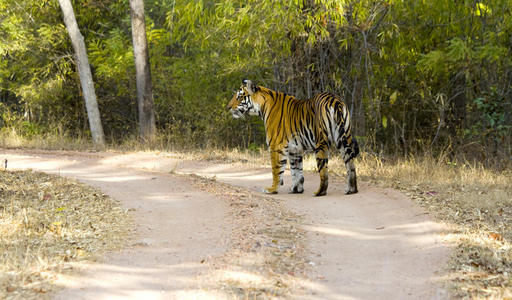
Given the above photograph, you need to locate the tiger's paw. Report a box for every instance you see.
[289,186,304,194]
[344,187,358,195]
[313,189,327,197]
[263,187,278,194]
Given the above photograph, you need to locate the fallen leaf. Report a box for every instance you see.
[489,233,503,241]
[33,287,46,293]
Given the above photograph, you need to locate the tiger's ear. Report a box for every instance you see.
[242,79,257,95]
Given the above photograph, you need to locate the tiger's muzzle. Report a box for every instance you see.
[227,90,248,119]
[229,108,244,119]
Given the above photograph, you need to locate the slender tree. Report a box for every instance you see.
[57,0,105,146]
[130,0,156,141]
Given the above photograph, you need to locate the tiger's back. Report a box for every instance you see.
[262,89,358,161]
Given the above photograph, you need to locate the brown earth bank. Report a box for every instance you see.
[0,149,450,299]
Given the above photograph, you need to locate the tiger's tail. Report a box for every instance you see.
[351,136,360,159]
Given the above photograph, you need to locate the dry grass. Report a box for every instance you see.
[0,129,94,151]
[0,170,130,299]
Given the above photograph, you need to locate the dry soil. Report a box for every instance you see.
[0,149,449,299]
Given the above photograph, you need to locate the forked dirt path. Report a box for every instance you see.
[1,149,449,299]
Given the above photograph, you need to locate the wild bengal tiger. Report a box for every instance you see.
[227,79,359,196]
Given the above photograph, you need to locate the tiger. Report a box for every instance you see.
[226,79,359,196]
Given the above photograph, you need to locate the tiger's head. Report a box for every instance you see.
[226,79,260,119]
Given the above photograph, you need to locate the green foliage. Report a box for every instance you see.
[471,88,511,146]
[0,0,510,161]
[89,28,134,81]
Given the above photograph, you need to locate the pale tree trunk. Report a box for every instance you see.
[58,0,105,146]
[130,0,156,141]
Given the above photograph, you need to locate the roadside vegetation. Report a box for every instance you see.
[1,0,511,158]
[0,169,130,299]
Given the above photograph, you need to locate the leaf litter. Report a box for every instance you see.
[0,169,130,299]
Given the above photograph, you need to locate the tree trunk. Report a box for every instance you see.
[58,0,105,146]
[130,0,156,141]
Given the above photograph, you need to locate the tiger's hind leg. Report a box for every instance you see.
[339,138,358,195]
[314,142,329,197]
[345,159,358,194]
[289,154,304,194]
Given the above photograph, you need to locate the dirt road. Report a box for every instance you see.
[1,149,449,299]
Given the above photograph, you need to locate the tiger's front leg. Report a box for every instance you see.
[264,150,285,194]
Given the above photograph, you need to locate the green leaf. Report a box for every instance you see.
[446,37,471,62]
[382,115,388,128]
[474,3,491,16]
[389,91,398,105]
